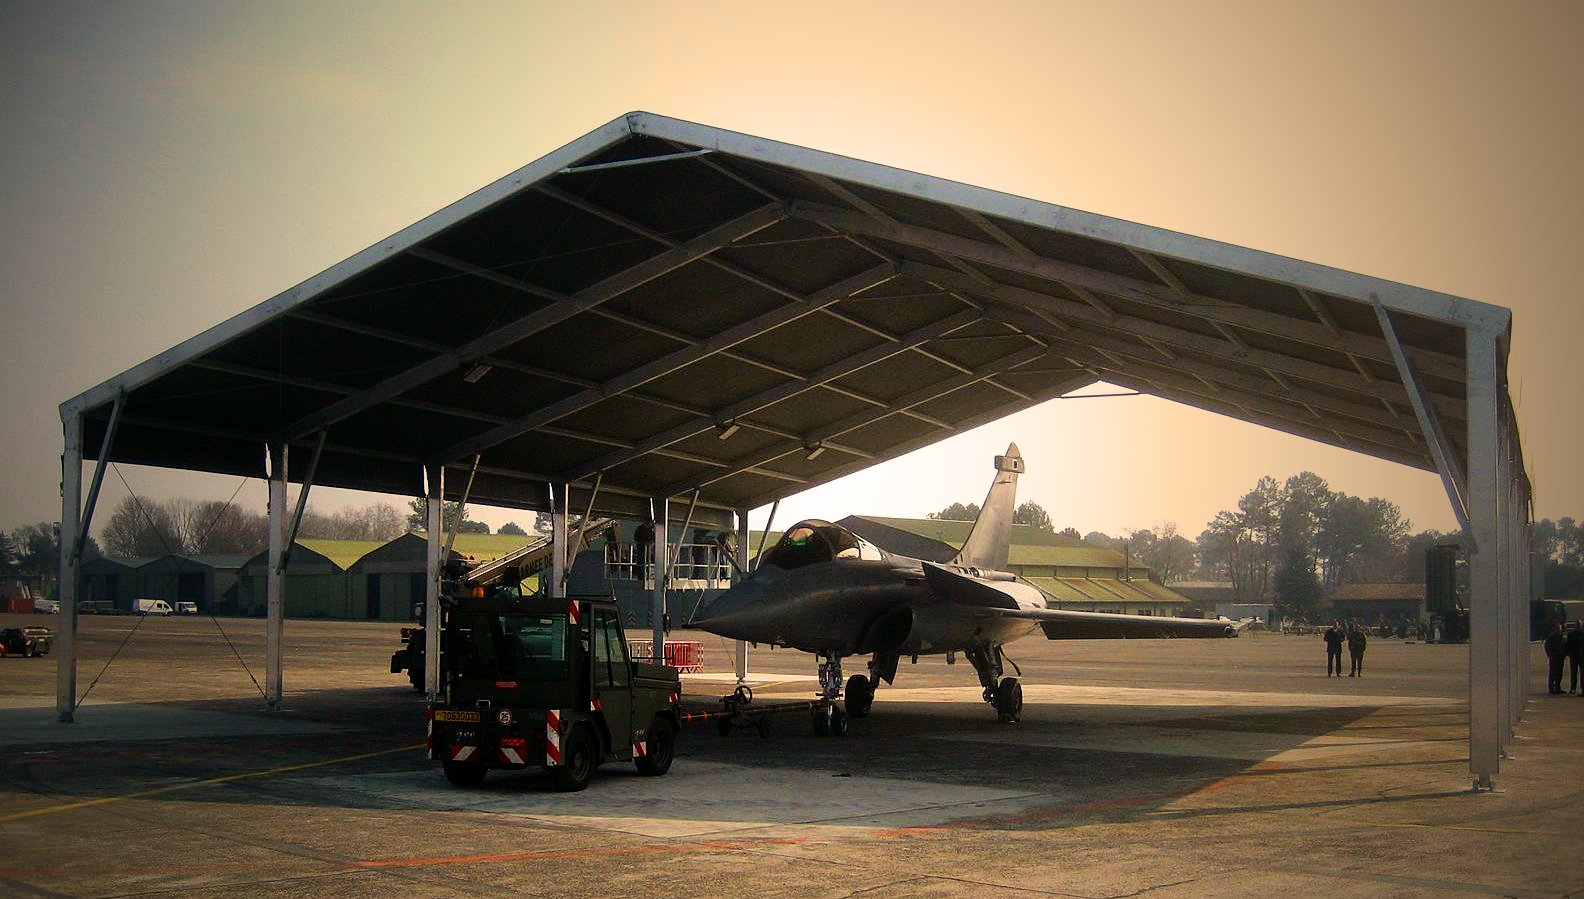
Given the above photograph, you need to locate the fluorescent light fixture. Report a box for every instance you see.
[804,443,825,461]
[716,420,740,440]
[462,363,493,383]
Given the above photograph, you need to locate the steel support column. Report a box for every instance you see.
[424,465,443,701]
[56,411,82,723]
[652,497,668,655]
[265,443,286,710]
[1466,328,1501,789]
[735,509,751,683]
[550,485,567,599]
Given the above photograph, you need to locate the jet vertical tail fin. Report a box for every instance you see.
[950,443,1024,571]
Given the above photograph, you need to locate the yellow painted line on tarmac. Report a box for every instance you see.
[0,743,424,822]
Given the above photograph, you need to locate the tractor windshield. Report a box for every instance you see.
[446,611,569,681]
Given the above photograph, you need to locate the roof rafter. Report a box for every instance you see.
[276,202,787,444]
[791,201,1466,383]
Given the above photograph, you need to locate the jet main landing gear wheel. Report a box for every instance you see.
[845,674,874,718]
[995,676,1023,724]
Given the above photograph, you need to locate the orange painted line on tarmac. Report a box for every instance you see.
[0,743,424,823]
[351,837,810,869]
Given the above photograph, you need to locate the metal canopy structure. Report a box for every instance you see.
[58,112,1529,787]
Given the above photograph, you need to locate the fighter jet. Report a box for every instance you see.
[689,443,1237,734]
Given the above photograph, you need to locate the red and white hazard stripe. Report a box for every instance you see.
[567,601,581,625]
[498,738,527,765]
[450,745,477,762]
[632,739,647,759]
[544,709,563,766]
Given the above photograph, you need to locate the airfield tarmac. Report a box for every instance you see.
[0,613,1580,898]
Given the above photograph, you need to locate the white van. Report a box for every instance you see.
[174,602,198,616]
[135,599,175,616]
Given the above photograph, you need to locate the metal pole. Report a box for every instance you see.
[75,391,125,565]
[266,443,286,710]
[424,464,444,702]
[736,509,751,684]
[279,430,327,573]
[550,484,568,599]
[1466,328,1500,790]
[652,497,669,656]
[57,410,82,723]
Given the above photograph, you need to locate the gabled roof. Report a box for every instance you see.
[64,112,1515,529]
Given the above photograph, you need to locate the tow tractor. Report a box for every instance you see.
[426,593,682,792]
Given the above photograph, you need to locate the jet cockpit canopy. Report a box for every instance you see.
[759,520,885,570]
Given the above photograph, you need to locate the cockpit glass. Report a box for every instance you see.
[761,520,874,570]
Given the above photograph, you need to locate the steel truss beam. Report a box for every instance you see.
[905,261,1466,426]
[791,202,1466,385]
[277,202,787,443]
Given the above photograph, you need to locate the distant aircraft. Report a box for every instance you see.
[689,443,1238,733]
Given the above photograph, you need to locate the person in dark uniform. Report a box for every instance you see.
[1347,623,1368,677]
[1545,622,1568,694]
[633,516,655,575]
[1323,621,1346,677]
[1567,622,1584,694]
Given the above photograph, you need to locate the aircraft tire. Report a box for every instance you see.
[442,759,487,788]
[995,676,1023,724]
[812,705,831,736]
[829,706,849,737]
[845,674,873,718]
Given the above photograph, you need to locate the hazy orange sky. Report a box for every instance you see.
[2,1,1579,542]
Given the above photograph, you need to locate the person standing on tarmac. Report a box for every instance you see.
[1544,622,1567,694]
[1347,623,1368,677]
[1566,622,1584,694]
[1323,621,1346,677]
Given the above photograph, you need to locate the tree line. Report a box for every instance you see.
[928,471,1479,620]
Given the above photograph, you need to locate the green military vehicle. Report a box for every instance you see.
[427,594,682,792]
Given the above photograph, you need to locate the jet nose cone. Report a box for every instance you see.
[687,577,764,636]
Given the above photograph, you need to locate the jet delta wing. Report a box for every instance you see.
[689,442,1236,734]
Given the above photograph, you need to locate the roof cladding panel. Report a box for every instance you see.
[66,112,1515,524]
[552,149,774,243]
[122,368,333,437]
[752,386,880,436]
[402,366,585,423]
[417,186,662,296]
[200,317,436,391]
[911,379,1029,425]
[636,354,791,413]
[299,252,553,347]
[826,285,978,338]
[553,394,701,446]
[734,311,890,374]
[831,347,972,405]
[494,314,686,384]
[978,214,1169,285]
[712,218,886,296]
[597,258,790,340]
